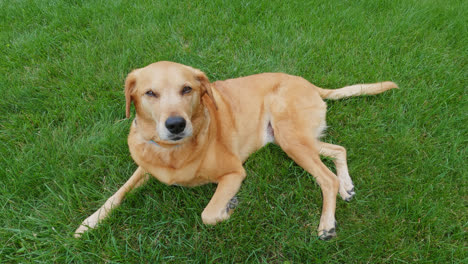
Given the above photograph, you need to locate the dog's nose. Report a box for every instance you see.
[165,116,186,134]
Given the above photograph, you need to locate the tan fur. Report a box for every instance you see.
[75,61,397,239]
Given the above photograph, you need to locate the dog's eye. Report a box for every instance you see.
[145,90,158,98]
[181,86,192,95]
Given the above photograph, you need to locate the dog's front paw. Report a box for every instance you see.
[201,196,239,225]
[226,196,239,213]
[73,211,103,238]
[74,225,89,238]
[74,218,97,238]
[201,207,230,225]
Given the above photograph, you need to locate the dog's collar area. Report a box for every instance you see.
[149,139,161,147]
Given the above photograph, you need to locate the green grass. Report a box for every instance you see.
[1,0,466,262]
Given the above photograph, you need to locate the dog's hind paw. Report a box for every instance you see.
[318,227,337,241]
[346,187,356,200]
[343,187,356,202]
[318,220,337,240]
[339,185,355,202]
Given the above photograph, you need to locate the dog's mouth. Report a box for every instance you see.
[150,134,188,147]
[166,131,192,142]
[170,136,184,141]
[156,132,191,144]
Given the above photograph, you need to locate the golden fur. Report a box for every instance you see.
[75,61,397,240]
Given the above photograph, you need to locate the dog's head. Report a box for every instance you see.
[125,61,217,144]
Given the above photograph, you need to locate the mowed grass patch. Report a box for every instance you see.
[1,0,466,262]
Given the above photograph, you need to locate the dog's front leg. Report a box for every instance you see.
[74,166,148,237]
[201,170,246,225]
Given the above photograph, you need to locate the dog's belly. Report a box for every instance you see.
[263,121,275,145]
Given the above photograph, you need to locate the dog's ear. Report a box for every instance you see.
[125,70,137,118]
[194,69,218,110]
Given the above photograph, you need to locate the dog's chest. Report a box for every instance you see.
[147,163,210,187]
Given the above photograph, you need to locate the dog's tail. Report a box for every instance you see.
[317,81,398,100]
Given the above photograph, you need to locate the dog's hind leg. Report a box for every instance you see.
[318,142,355,201]
[74,166,148,238]
[271,110,339,239]
[268,83,340,239]
[275,133,339,240]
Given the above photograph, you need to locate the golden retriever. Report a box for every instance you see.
[75,61,397,240]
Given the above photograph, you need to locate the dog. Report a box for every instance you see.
[74,61,397,240]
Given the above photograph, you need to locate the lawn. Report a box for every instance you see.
[1,0,466,262]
